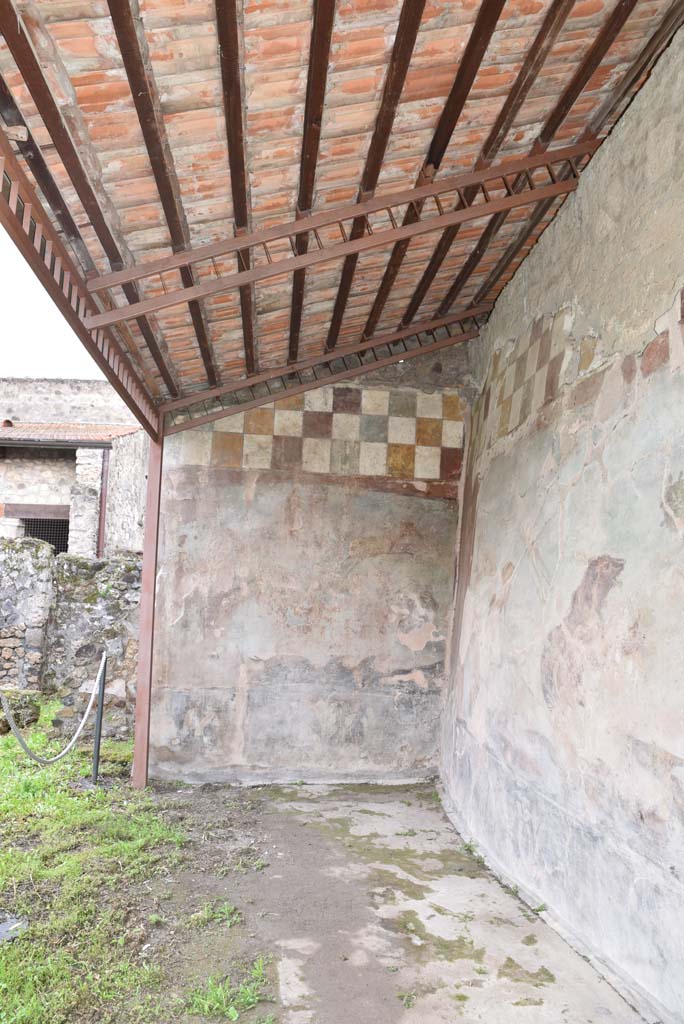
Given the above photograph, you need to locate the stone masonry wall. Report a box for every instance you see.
[104,429,149,555]
[68,449,103,558]
[150,379,465,783]
[0,538,53,688]
[0,538,141,737]
[46,554,141,739]
[0,450,76,506]
[0,378,137,425]
[441,31,684,1024]
[0,377,148,556]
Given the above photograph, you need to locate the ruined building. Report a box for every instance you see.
[0,378,146,556]
[0,1,682,1021]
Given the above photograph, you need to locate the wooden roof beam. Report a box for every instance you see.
[82,144,594,331]
[324,0,426,353]
[0,73,95,275]
[0,0,180,398]
[400,0,575,327]
[471,0,684,309]
[162,304,491,415]
[357,0,507,344]
[436,0,639,316]
[0,124,159,437]
[0,72,157,397]
[288,0,337,364]
[108,0,220,387]
[163,305,489,434]
[216,0,259,375]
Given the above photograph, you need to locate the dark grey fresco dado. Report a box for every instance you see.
[149,459,458,784]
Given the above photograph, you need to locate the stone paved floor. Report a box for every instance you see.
[241,783,641,1023]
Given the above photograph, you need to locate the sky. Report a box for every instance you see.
[0,224,104,380]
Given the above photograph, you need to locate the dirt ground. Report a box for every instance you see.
[135,780,643,1024]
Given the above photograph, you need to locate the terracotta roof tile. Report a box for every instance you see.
[0,0,677,399]
[0,423,139,445]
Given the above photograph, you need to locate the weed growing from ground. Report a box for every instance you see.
[190,901,242,929]
[0,706,183,1024]
[185,957,274,1020]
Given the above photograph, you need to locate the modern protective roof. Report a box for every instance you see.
[0,0,681,437]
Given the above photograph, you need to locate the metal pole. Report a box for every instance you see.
[91,654,108,785]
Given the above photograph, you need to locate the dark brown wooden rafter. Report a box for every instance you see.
[0,0,677,419]
[324,0,426,352]
[162,303,490,415]
[584,0,684,135]
[471,0,684,309]
[107,0,219,387]
[0,71,156,396]
[288,0,337,363]
[0,124,159,436]
[400,0,575,327]
[537,0,639,149]
[0,73,95,274]
[216,0,259,375]
[358,0,507,344]
[0,0,179,398]
[166,327,479,433]
[163,305,489,434]
[436,0,639,317]
[82,144,594,331]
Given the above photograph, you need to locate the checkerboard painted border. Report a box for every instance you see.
[171,383,466,491]
[472,310,570,452]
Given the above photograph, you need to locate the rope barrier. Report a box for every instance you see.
[0,652,107,766]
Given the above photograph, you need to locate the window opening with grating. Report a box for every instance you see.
[22,518,70,554]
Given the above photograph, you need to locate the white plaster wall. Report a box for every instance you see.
[441,28,684,1024]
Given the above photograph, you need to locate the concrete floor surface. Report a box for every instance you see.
[239,784,641,1023]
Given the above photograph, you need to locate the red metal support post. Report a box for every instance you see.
[132,436,164,789]
[96,448,110,559]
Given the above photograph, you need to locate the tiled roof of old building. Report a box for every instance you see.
[0,422,139,445]
[0,0,681,436]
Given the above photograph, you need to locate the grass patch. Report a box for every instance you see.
[186,956,274,1020]
[190,902,242,929]
[0,707,184,1024]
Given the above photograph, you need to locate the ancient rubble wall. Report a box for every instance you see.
[441,30,684,1024]
[0,376,148,555]
[104,429,149,556]
[68,449,103,558]
[150,381,465,783]
[0,538,140,738]
[45,553,141,739]
[0,378,137,425]
[0,538,53,688]
[0,450,76,506]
